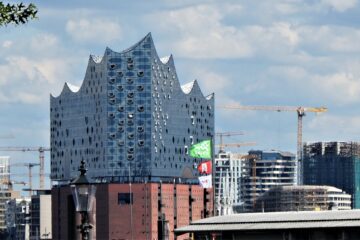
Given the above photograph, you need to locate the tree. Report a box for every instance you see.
[0,2,37,26]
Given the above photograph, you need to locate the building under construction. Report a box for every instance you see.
[0,156,21,238]
[242,150,296,212]
[303,142,360,209]
[254,185,351,212]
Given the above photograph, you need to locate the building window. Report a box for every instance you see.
[118,193,133,205]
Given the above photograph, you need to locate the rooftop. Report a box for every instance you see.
[175,210,360,234]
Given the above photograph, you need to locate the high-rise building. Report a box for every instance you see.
[214,152,247,215]
[242,150,296,212]
[50,33,214,183]
[303,141,360,208]
[254,185,351,212]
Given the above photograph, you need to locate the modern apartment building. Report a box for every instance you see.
[254,185,351,212]
[303,141,360,208]
[242,150,296,212]
[214,152,247,215]
[50,33,214,183]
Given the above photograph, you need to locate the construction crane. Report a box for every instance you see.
[217,104,327,183]
[0,147,50,189]
[215,142,257,153]
[0,179,27,191]
[215,132,245,153]
[11,162,40,196]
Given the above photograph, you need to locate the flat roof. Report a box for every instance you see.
[175,210,360,234]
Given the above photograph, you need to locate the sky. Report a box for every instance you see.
[1,0,360,189]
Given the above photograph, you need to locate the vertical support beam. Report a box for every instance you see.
[39,149,45,189]
[297,109,305,185]
[29,164,32,197]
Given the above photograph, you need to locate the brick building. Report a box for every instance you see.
[52,182,212,240]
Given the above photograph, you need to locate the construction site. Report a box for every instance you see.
[253,185,351,212]
[0,148,51,239]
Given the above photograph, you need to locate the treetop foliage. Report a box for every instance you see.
[0,2,38,26]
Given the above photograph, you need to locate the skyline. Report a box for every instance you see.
[1,0,360,188]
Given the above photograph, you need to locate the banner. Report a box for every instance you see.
[197,160,212,175]
[190,139,212,159]
[198,174,212,188]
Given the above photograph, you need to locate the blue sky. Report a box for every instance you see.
[1,0,360,188]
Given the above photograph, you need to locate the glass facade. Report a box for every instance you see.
[303,141,360,209]
[50,33,215,182]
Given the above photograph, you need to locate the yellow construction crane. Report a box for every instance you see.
[0,147,50,189]
[215,142,256,152]
[215,132,245,152]
[217,104,327,183]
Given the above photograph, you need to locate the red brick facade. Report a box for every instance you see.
[52,183,213,240]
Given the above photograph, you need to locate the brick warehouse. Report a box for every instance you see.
[52,182,213,240]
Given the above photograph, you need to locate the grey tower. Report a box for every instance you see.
[50,33,215,183]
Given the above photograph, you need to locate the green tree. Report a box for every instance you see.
[0,2,37,26]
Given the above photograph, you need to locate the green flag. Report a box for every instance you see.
[190,139,212,159]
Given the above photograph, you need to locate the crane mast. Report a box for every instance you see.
[0,146,50,189]
[218,104,327,184]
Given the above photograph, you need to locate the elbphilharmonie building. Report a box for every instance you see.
[50,33,214,183]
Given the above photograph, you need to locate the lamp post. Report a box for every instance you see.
[70,160,96,240]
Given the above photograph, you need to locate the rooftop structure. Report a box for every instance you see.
[254,185,351,212]
[175,210,360,239]
[50,33,214,183]
[303,142,360,208]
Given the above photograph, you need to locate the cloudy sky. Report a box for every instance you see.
[1,0,360,188]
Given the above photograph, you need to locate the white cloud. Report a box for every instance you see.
[307,114,360,142]
[151,4,253,59]
[30,34,58,52]
[298,25,360,53]
[0,56,75,104]
[267,65,360,105]
[320,0,358,12]
[66,18,122,43]
[192,69,230,94]
[2,40,12,48]
[311,72,360,104]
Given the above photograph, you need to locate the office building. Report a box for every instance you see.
[214,152,246,215]
[50,33,214,183]
[30,190,52,240]
[242,150,296,212]
[303,142,360,208]
[254,185,351,212]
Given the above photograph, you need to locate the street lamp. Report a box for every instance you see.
[70,160,96,240]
